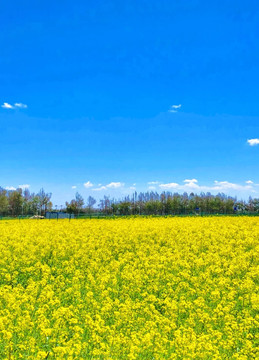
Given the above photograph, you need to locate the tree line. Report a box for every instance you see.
[1,186,259,216]
[0,187,52,216]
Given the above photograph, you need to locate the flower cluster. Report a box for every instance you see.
[0,217,258,359]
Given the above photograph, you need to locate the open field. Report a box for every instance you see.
[0,218,258,359]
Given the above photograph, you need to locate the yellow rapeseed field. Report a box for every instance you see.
[0,217,258,359]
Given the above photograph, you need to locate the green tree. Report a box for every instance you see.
[8,189,23,216]
[0,188,8,215]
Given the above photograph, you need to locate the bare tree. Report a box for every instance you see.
[86,196,96,213]
[75,192,84,215]
[37,188,52,215]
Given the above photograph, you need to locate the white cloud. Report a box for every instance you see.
[169,104,182,113]
[18,184,30,190]
[5,185,30,191]
[212,181,252,191]
[158,179,255,193]
[106,182,124,189]
[1,102,14,109]
[92,182,124,191]
[5,186,16,191]
[148,186,156,190]
[14,103,28,108]
[147,181,159,185]
[183,179,199,189]
[84,181,93,188]
[184,179,198,183]
[159,182,179,189]
[72,185,77,189]
[247,138,259,146]
[1,102,28,109]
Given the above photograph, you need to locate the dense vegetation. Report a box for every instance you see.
[1,187,259,216]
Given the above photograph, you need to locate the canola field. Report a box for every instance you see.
[0,217,258,360]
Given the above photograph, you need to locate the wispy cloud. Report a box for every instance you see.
[18,184,30,190]
[14,103,28,108]
[92,186,107,191]
[212,181,255,192]
[72,185,77,189]
[247,138,259,146]
[129,183,136,191]
[169,104,182,113]
[92,182,124,191]
[158,179,255,193]
[1,102,28,109]
[147,181,160,185]
[84,181,93,188]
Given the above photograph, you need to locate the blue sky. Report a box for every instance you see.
[1,0,259,205]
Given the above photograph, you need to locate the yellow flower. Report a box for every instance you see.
[0,217,258,358]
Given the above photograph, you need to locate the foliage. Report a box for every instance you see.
[0,187,52,216]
